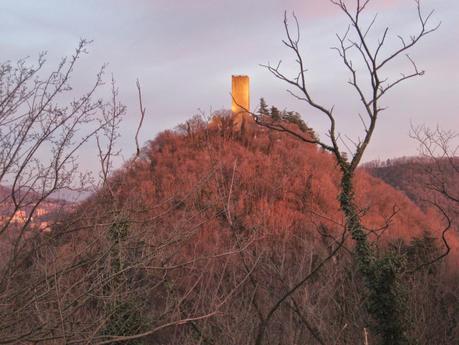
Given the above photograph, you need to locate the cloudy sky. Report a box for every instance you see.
[1,0,457,171]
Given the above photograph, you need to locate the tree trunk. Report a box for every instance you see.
[339,169,408,345]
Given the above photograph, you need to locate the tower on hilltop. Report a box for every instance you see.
[231,75,251,130]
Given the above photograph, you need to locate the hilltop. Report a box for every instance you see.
[83,115,457,251]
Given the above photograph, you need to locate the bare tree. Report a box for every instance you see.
[0,41,238,345]
[411,125,459,207]
[409,124,458,266]
[255,1,440,344]
[0,39,109,282]
[0,38,125,343]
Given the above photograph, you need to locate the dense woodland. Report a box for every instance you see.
[2,113,457,344]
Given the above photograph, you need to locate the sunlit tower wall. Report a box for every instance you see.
[231,75,251,130]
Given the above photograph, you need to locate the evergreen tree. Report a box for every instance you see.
[283,111,309,133]
[270,106,281,121]
[258,98,269,115]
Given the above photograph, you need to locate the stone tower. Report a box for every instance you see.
[231,75,251,130]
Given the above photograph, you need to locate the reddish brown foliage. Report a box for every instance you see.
[10,115,456,345]
[96,117,458,264]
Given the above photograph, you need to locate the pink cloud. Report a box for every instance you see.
[285,0,408,20]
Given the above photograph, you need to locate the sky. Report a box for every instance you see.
[1,0,458,173]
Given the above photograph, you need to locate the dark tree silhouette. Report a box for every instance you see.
[255,1,440,344]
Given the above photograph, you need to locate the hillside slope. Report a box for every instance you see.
[102,120,457,251]
[9,116,457,345]
[365,157,459,230]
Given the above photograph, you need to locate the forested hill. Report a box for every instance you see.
[84,113,458,256]
[365,157,459,229]
[21,113,458,345]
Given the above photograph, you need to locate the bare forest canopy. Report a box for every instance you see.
[17,114,453,345]
[1,99,458,344]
